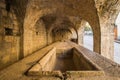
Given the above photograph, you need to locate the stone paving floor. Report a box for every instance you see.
[83,35,120,64]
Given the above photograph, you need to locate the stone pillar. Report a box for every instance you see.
[113,25,118,40]
[101,32,114,60]
[77,23,85,46]
[100,21,114,60]
[93,30,101,54]
[47,31,53,45]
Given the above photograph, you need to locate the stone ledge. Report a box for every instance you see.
[66,71,105,78]
[28,70,63,79]
[27,47,56,76]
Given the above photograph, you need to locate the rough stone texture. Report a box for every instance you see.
[53,30,72,42]
[95,0,120,60]
[0,0,100,70]
[73,49,102,71]
[0,42,120,80]
[24,19,47,57]
[28,48,56,76]
[23,0,101,54]
[0,1,20,70]
[77,20,86,46]
[0,0,120,79]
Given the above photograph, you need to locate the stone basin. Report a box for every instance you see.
[27,47,104,78]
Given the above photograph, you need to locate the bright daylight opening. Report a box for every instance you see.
[114,12,120,64]
[83,22,93,51]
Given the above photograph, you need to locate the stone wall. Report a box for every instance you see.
[24,19,47,57]
[95,0,120,60]
[0,2,20,70]
[28,47,56,76]
[77,21,86,46]
[53,29,72,42]
[0,0,120,72]
[73,49,100,70]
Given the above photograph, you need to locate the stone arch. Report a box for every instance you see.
[23,0,101,54]
[52,28,73,42]
[76,17,101,54]
[48,24,78,44]
[95,0,120,60]
[88,18,101,54]
[23,2,56,56]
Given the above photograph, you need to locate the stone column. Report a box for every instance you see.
[101,32,114,60]
[77,22,85,46]
[100,20,114,60]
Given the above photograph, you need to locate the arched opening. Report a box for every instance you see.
[115,12,120,40]
[114,12,120,64]
[47,16,78,44]
[83,22,93,51]
[51,26,77,43]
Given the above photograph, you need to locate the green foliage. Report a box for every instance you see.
[84,23,92,31]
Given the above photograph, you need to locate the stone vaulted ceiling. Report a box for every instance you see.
[3,0,119,29]
[9,0,99,30]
